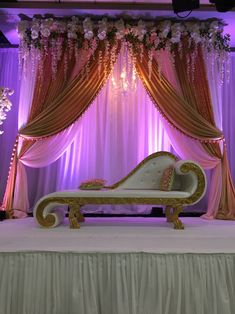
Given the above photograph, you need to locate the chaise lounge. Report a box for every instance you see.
[33,151,207,230]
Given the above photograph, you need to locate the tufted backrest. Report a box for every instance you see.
[116,154,180,190]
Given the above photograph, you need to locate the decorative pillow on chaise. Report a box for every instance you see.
[160,166,175,191]
[79,179,106,190]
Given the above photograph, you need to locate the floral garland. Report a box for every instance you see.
[17,17,230,81]
[0,87,14,135]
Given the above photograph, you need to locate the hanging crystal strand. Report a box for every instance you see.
[31,46,36,77]
[190,47,197,82]
[148,48,153,80]
[140,43,144,63]
[85,56,91,81]
[63,49,68,82]
[110,41,117,73]
[18,41,24,79]
[75,44,80,63]
[38,50,43,82]
[126,42,132,82]
[56,36,63,62]
[225,50,230,83]
[68,38,74,60]
[43,37,49,56]
[98,50,103,79]
[123,42,129,91]
[186,53,191,80]
[155,50,161,79]
[219,51,225,86]
[51,38,58,79]
[131,49,137,90]
[178,41,183,59]
[104,40,110,80]
[91,38,97,60]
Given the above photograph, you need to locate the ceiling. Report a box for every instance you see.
[1,1,235,47]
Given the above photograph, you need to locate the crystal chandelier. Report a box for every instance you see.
[111,44,137,94]
[0,87,14,135]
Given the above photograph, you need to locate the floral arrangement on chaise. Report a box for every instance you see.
[79,179,106,190]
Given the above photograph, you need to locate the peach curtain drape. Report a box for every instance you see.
[135,50,223,142]
[135,47,235,219]
[3,42,120,217]
[174,47,235,219]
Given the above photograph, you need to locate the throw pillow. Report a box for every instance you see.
[160,166,175,191]
[79,179,106,190]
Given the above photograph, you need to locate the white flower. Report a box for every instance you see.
[98,18,107,40]
[17,20,29,36]
[191,32,201,44]
[83,17,93,33]
[83,17,94,40]
[154,37,160,47]
[98,31,106,40]
[160,20,171,36]
[84,30,94,40]
[210,20,219,30]
[31,30,39,40]
[57,21,67,34]
[170,31,181,44]
[115,19,125,39]
[115,19,125,32]
[41,28,50,38]
[171,22,185,33]
[161,29,170,38]
[68,32,77,39]
[137,20,147,40]
[188,22,200,34]
[71,16,79,24]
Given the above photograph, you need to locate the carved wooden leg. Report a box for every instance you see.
[165,206,174,222]
[172,206,184,230]
[69,204,81,229]
[77,210,85,222]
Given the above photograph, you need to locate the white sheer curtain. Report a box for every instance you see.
[221,53,235,183]
[28,49,171,212]
[0,49,20,200]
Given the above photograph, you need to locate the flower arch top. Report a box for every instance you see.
[18,17,230,80]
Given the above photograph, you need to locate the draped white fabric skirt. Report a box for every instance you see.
[0,251,234,314]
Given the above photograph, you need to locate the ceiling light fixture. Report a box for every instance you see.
[172,0,200,13]
[209,0,235,12]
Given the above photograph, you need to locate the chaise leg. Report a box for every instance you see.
[172,206,184,230]
[77,210,85,222]
[165,206,174,222]
[69,204,83,229]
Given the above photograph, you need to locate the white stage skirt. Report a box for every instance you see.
[0,217,235,314]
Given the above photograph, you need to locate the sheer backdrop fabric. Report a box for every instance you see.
[27,48,172,213]
[1,47,234,217]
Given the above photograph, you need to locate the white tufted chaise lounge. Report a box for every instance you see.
[33,151,207,230]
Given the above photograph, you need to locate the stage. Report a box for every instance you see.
[0,217,235,314]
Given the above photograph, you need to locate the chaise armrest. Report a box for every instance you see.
[174,160,207,204]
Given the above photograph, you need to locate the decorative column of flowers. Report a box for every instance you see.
[0,87,14,135]
[17,17,230,83]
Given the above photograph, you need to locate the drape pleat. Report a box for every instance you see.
[0,252,234,314]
